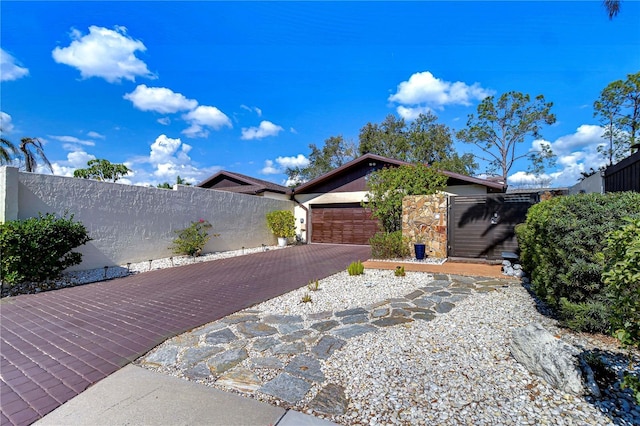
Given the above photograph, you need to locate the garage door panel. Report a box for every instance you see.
[311,204,379,245]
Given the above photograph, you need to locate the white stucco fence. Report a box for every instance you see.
[1,166,294,271]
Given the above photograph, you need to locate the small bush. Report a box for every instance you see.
[0,212,91,285]
[395,266,406,277]
[171,219,217,256]
[347,260,364,276]
[515,192,640,333]
[266,210,296,238]
[369,231,410,259]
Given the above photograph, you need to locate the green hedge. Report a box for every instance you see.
[0,213,91,286]
[515,192,640,333]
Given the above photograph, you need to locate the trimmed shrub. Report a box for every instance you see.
[266,210,296,238]
[369,231,410,259]
[515,192,640,332]
[0,212,91,285]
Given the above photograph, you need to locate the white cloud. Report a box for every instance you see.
[124,85,197,113]
[51,149,96,177]
[241,120,284,140]
[275,154,309,169]
[260,154,309,175]
[123,134,221,185]
[389,71,492,110]
[157,117,171,125]
[240,105,262,117]
[396,105,433,120]
[52,25,155,83]
[49,135,96,146]
[261,160,280,175]
[182,105,232,138]
[509,124,608,188]
[1,49,29,81]
[1,111,15,133]
[86,131,105,139]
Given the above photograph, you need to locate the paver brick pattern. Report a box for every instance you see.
[0,244,370,426]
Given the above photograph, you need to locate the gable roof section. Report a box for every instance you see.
[197,171,291,195]
[292,153,506,194]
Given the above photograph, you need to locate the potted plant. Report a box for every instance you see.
[266,210,296,247]
[414,224,428,260]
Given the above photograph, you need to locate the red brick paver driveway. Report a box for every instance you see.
[0,244,370,426]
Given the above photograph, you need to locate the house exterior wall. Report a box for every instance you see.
[293,184,487,243]
[2,167,293,270]
[568,173,604,194]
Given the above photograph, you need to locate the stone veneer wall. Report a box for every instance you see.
[402,194,448,259]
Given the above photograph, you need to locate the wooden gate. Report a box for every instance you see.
[448,194,536,259]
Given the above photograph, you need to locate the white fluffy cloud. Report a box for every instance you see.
[51,149,97,177]
[86,131,105,139]
[1,49,29,81]
[123,134,221,185]
[508,125,608,188]
[241,121,284,140]
[1,111,15,133]
[124,85,198,113]
[389,71,493,118]
[260,154,309,175]
[182,106,232,138]
[52,25,155,83]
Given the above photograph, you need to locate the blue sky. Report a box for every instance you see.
[1,1,639,188]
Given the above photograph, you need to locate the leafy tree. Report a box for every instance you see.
[359,114,411,161]
[363,164,448,233]
[19,137,53,173]
[157,175,192,189]
[285,135,356,184]
[73,159,131,182]
[604,0,621,19]
[358,113,477,175]
[456,91,556,184]
[594,72,640,165]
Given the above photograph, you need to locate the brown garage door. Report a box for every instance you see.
[311,203,380,244]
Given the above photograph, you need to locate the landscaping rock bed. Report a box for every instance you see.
[138,270,640,425]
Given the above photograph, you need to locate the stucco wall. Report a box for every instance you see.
[2,167,293,270]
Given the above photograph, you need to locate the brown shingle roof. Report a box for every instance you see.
[197,170,291,195]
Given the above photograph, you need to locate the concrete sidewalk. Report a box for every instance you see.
[35,364,338,426]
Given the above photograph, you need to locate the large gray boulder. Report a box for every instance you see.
[510,323,598,396]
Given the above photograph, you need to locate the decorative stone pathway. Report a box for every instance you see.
[137,274,511,416]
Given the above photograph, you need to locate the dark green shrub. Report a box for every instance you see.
[0,212,91,285]
[171,219,217,256]
[515,192,640,332]
[369,231,410,259]
[602,217,640,350]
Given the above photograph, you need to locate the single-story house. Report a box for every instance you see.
[291,153,506,244]
[197,170,291,201]
[200,153,506,245]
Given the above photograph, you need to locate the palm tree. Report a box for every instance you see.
[604,0,621,19]
[19,137,53,173]
[0,136,18,165]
